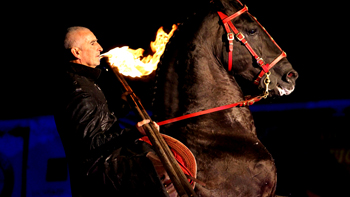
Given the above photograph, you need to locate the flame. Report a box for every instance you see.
[101,24,178,77]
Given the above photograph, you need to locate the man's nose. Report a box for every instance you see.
[97,43,103,51]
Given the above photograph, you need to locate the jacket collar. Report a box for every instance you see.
[67,62,101,80]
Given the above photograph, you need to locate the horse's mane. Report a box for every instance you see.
[151,0,245,120]
[151,3,207,114]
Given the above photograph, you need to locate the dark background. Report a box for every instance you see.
[1,1,350,196]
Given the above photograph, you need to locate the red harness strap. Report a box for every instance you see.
[157,96,264,126]
[219,6,249,71]
[254,51,286,85]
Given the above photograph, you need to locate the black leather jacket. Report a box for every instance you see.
[54,63,168,196]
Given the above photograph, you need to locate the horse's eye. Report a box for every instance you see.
[248,29,257,35]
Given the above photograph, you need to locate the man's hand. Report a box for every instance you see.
[136,119,160,136]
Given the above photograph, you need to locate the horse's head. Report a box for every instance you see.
[216,0,298,97]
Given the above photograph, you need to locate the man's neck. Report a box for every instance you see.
[70,60,97,68]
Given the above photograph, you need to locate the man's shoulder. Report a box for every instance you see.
[61,64,95,89]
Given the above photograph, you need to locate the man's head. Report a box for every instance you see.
[64,26,103,68]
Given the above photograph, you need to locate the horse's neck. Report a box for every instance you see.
[178,14,245,113]
[181,54,256,129]
[154,9,256,135]
[182,59,245,113]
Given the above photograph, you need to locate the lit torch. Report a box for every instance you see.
[100,24,177,77]
[100,24,197,196]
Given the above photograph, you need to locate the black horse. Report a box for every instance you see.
[151,0,298,196]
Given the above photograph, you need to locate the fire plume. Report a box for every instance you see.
[101,24,177,77]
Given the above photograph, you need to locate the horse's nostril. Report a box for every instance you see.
[287,72,295,78]
[285,70,298,81]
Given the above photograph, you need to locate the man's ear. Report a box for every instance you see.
[71,47,81,59]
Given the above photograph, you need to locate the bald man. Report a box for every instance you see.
[54,26,168,197]
[64,26,103,68]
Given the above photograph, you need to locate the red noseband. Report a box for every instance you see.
[217,0,287,85]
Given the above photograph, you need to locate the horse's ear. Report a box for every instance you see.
[211,0,230,13]
[210,0,224,11]
[212,0,242,13]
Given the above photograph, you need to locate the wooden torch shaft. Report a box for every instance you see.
[108,66,197,197]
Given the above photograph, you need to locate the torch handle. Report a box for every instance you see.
[108,66,197,197]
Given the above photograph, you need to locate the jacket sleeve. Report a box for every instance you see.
[66,90,143,157]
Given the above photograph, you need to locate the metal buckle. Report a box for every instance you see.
[256,57,264,66]
[236,32,245,41]
[227,33,234,41]
[263,71,271,98]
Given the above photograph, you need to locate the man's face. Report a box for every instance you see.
[75,30,103,68]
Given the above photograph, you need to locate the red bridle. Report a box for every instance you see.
[217,0,286,85]
[156,1,288,126]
